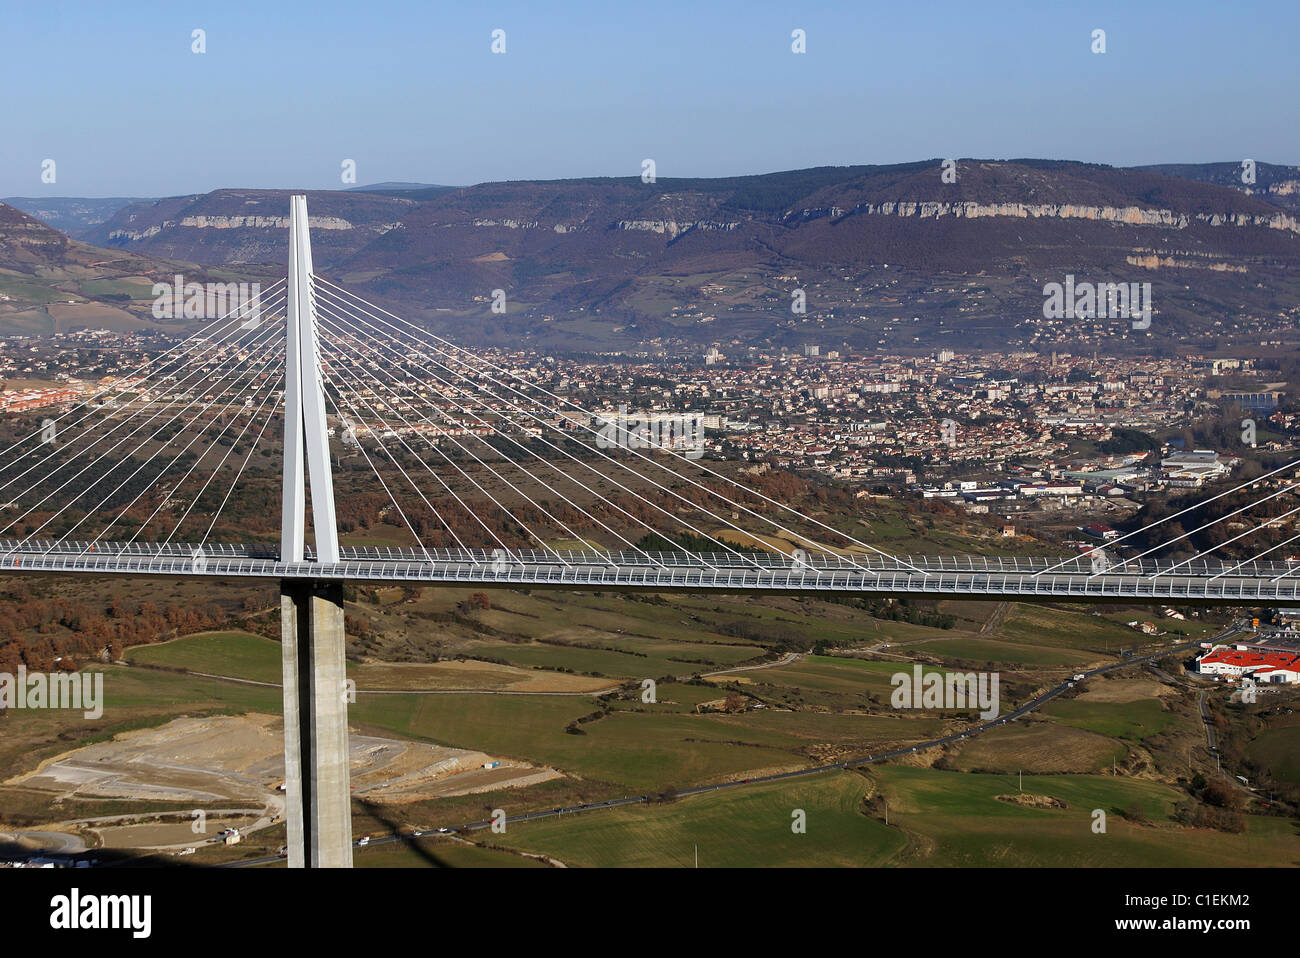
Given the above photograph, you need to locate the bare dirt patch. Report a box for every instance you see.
[1075,677,1177,703]
[7,714,283,804]
[5,713,561,810]
[45,302,146,331]
[94,816,256,849]
[949,721,1121,774]
[995,793,1068,810]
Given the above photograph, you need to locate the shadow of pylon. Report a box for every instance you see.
[354,798,449,868]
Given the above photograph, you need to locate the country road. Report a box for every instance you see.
[0,830,87,855]
[1199,690,1219,750]
[701,651,800,677]
[161,667,620,696]
[980,601,1013,635]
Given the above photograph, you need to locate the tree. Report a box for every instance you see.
[1202,780,1242,810]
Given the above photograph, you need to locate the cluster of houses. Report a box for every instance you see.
[914,447,1245,507]
[0,385,81,411]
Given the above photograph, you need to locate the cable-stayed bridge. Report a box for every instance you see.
[1,198,1297,866]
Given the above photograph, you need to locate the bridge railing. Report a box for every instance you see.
[1,539,1297,582]
[2,544,1298,602]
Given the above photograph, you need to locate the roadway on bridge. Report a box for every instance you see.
[5,540,1298,605]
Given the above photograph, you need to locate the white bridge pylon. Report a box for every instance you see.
[282,194,339,563]
[278,196,351,868]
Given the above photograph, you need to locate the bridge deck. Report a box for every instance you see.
[2,540,1297,605]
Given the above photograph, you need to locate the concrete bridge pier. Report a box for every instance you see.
[280,578,352,867]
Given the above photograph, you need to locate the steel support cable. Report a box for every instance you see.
[1151,503,1300,579]
[309,306,482,554]
[315,277,888,572]
[320,344,560,559]
[310,275,918,577]
[193,380,286,548]
[0,291,287,501]
[319,336,581,563]
[0,284,286,480]
[319,385,438,561]
[1102,480,1300,579]
[323,384,474,555]
[314,302,592,563]
[4,319,284,540]
[7,313,285,536]
[0,278,286,465]
[316,359,470,556]
[159,364,284,548]
[314,298,765,573]
[313,290,812,574]
[317,345,505,555]
[37,323,288,549]
[1210,529,1300,582]
[321,352,504,554]
[1,321,285,544]
[315,306,710,572]
[314,297,791,573]
[1037,456,1300,577]
[317,323,656,567]
[85,331,289,551]
[317,310,705,573]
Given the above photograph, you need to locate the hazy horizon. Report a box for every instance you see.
[10,154,1300,203]
[5,0,1299,196]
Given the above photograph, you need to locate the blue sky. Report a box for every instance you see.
[4,0,1298,196]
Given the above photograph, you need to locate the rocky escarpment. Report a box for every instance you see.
[782,200,1300,234]
[467,217,741,237]
[617,219,740,237]
[1125,252,1247,272]
[108,214,368,242]
[0,202,72,267]
[86,189,418,267]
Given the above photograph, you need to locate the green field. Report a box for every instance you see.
[917,635,1097,668]
[492,773,905,867]
[948,721,1126,773]
[874,766,1300,867]
[0,275,67,304]
[1246,726,1300,785]
[353,693,806,789]
[109,627,1140,796]
[77,278,156,300]
[756,653,947,698]
[356,838,548,868]
[119,633,910,789]
[1041,698,1177,741]
[128,631,283,683]
[1000,605,1139,651]
[487,764,1300,867]
[475,635,755,678]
